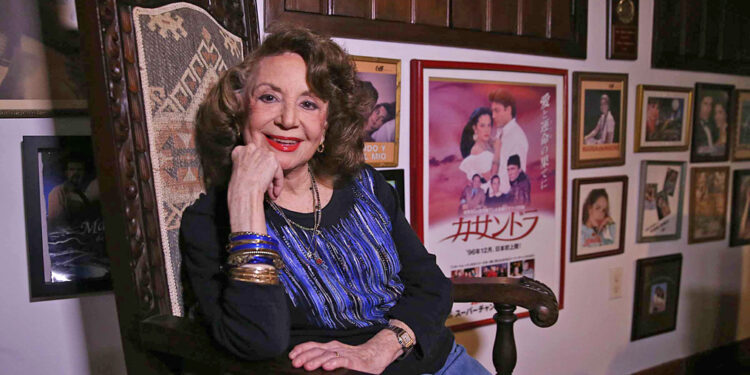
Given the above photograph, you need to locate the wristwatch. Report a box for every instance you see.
[385,324,414,360]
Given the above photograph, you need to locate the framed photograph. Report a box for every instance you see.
[0,0,88,117]
[733,90,750,161]
[571,176,627,262]
[22,136,110,300]
[353,56,401,167]
[411,59,567,330]
[730,169,750,246]
[634,85,694,152]
[636,161,686,243]
[571,72,627,169]
[688,167,729,243]
[691,83,734,162]
[631,253,682,341]
[379,168,405,213]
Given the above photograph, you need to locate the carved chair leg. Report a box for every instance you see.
[493,303,517,375]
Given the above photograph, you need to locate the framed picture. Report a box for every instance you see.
[730,169,750,247]
[379,168,405,213]
[571,176,627,262]
[733,90,750,161]
[690,83,734,162]
[634,85,694,152]
[353,56,401,167]
[22,136,110,300]
[636,161,686,243]
[411,59,567,330]
[0,0,88,117]
[606,0,638,60]
[688,166,729,243]
[571,72,627,168]
[631,253,682,341]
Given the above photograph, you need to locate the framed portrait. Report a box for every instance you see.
[733,90,750,161]
[571,72,627,169]
[353,56,401,167]
[571,176,627,262]
[631,253,682,341]
[690,83,734,163]
[634,85,694,152]
[636,161,686,243]
[378,168,405,213]
[688,166,729,243]
[411,59,567,330]
[730,169,750,247]
[21,136,110,300]
[0,0,88,117]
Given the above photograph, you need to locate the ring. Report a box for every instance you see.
[334,351,340,357]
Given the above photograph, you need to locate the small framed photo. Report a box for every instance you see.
[636,161,686,243]
[688,167,729,243]
[22,136,111,300]
[634,85,693,152]
[378,168,405,213]
[732,90,750,161]
[571,176,628,262]
[730,169,750,247]
[691,83,734,163]
[571,72,628,169]
[353,56,401,167]
[631,253,682,341]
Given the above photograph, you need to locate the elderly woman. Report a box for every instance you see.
[181,26,490,375]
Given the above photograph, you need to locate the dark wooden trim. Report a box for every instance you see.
[266,0,587,59]
[634,337,750,374]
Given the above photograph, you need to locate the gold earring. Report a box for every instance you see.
[317,143,325,153]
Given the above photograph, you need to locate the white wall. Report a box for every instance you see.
[0,117,126,374]
[258,1,750,374]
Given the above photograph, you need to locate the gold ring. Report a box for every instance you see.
[334,351,339,357]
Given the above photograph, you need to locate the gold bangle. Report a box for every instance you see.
[227,249,281,262]
[227,252,285,269]
[229,264,278,277]
[226,239,277,248]
[229,231,274,240]
[230,273,279,285]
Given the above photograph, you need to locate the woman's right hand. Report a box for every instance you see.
[227,143,284,233]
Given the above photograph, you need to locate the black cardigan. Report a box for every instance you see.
[179,167,454,374]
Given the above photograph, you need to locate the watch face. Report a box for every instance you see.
[616,0,635,24]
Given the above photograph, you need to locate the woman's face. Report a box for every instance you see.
[472,114,492,142]
[365,105,387,133]
[713,104,727,125]
[242,53,328,172]
[587,196,609,226]
[600,98,609,114]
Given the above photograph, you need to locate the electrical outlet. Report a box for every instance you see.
[610,267,623,300]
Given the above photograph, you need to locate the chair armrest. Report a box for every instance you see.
[139,314,366,374]
[451,277,559,328]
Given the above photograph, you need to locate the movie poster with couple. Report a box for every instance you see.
[413,61,566,329]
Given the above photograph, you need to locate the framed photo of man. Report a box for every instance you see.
[631,253,682,341]
[730,169,750,247]
[353,56,401,167]
[21,136,110,300]
[636,161,686,243]
[411,59,567,330]
[732,90,750,161]
[688,166,729,244]
[634,85,693,152]
[690,83,734,163]
[571,72,628,169]
[571,176,627,262]
[0,0,88,117]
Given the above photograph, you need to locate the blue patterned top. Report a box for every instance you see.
[266,168,405,329]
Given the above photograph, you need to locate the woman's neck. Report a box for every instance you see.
[273,164,333,213]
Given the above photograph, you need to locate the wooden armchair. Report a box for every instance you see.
[77,1,558,374]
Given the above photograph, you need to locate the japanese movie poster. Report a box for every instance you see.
[416,64,566,328]
[354,56,400,167]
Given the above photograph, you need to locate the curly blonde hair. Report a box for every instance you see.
[195,24,372,188]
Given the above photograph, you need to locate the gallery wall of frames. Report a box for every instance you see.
[2,1,750,375]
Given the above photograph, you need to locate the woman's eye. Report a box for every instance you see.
[300,100,318,110]
[259,94,277,103]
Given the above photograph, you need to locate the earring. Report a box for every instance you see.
[472,134,477,141]
[317,142,325,153]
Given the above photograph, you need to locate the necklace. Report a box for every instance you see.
[266,164,326,267]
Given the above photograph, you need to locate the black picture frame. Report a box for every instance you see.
[22,136,111,301]
[570,176,628,262]
[379,168,405,214]
[631,253,682,341]
[730,169,750,247]
[690,83,735,163]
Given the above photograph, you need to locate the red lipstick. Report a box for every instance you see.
[265,134,302,152]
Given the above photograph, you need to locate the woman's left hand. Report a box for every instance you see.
[289,332,400,374]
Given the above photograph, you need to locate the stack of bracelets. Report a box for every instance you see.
[226,232,284,285]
